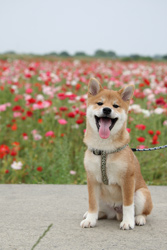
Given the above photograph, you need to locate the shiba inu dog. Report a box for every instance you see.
[80,78,153,230]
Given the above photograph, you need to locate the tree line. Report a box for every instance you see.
[1,50,167,61]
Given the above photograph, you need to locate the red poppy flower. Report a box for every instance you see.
[156,130,161,136]
[37,166,43,172]
[137,137,145,142]
[152,140,159,145]
[11,123,17,131]
[135,124,146,130]
[148,130,154,135]
[25,73,31,78]
[79,111,86,116]
[5,170,9,174]
[57,93,66,100]
[26,111,33,117]
[38,119,43,123]
[22,133,28,137]
[156,97,166,106]
[59,106,68,111]
[10,149,17,156]
[12,105,22,111]
[152,135,158,141]
[0,145,10,159]
[139,83,145,88]
[76,83,81,90]
[76,119,84,124]
[68,94,77,101]
[144,79,150,86]
[68,112,75,118]
[12,142,20,146]
[80,97,85,102]
[28,98,36,104]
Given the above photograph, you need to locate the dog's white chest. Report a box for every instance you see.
[84,150,127,185]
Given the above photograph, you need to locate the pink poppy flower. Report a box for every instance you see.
[13,112,22,118]
[34,134,42,141]
[163,120,167,126]
[26,88,33,94]
[31,130,38,135]
[138,145,146,149]
[58,119,67,125]
[126,128,131,133]
[70,170,76,175]
[45,131,55,137]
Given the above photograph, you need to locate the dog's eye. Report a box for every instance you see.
[97,102,103,106]
[113,104,119,108]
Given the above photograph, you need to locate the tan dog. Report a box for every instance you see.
[80,78,153,230]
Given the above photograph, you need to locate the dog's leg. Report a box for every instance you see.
[120,176,135,230]
[80,175,100,228]
[134,187,153,226]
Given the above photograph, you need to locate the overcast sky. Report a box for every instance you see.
[0,0,167,56]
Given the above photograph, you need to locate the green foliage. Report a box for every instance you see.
[74,52,87,57]
[162,55,167,60]
[59,51,70,57]
[94,49,116,58]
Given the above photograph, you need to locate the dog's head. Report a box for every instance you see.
[86,78,134,139]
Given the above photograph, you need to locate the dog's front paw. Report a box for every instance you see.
[80,218,96,228]
[120,220,135,230]
[80,213,97,228]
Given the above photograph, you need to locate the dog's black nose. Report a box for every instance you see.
[103,107,111,115]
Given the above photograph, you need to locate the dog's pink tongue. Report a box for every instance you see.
[99,118,111,139]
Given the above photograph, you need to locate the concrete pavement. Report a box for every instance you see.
[0,185,167,250]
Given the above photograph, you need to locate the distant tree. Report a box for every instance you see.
[74,52,87,57]
[130,54,141,60]
[142,56,152,61]
[162,55,167,60]
[106,51,117,58]
[46,52,58,56]
[94,49,107,57]
[126,54,153,61]
[154,55,163,60]
[121,57,132,62]
[3,51,16,54]
[59,51,70,57]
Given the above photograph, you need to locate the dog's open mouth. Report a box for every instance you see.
[95,116,118,139]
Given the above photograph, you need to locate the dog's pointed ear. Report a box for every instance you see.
[88,78,103,96]
[118,85,135,102]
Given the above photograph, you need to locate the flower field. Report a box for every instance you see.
[0,59,167,184]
